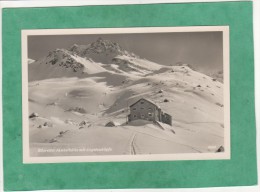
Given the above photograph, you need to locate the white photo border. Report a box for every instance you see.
[22,26,230,164]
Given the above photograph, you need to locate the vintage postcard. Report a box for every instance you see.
[22,26,230,163]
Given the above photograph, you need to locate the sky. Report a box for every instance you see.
[28,31,223,74]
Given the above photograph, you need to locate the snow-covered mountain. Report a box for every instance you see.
[28,38,165,81]
[28,48,108,81]
[28,38,225,156]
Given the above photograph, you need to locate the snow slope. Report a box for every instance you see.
[28,64,224,156]
[110,55,163,75]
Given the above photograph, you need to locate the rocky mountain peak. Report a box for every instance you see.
[68,38,139,64]
[88,37,122,54]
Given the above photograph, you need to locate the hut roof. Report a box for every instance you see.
[129,98,160,109]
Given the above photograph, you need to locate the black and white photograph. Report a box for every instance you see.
[22,27,230,163]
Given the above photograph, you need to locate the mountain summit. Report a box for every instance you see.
[69,38,138,64]
[89,37,123,53]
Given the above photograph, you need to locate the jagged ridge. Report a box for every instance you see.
[69,37,139,64]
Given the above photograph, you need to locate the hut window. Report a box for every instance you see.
[148,113,152,116]
[141,107,144,110]
[133,115,137,118]
[140,101,144,104]
[133,108,136,111]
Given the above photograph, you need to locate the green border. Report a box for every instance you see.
[2,1,257,191]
